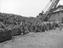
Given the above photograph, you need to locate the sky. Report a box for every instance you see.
[0,0,63,17]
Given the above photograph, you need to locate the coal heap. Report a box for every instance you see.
[0,9,63,43]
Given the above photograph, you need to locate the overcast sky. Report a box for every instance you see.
[0,0,63,17]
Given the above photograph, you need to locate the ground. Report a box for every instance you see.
[0,28,63,48]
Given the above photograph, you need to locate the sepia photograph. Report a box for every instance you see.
[0,0,63,48]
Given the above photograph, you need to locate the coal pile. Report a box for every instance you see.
[0,12,62,43]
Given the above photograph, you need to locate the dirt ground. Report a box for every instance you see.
[0,28,63,48]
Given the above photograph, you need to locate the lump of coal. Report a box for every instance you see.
[0,29,12,43]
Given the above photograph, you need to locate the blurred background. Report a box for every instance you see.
[0,0,63,17]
